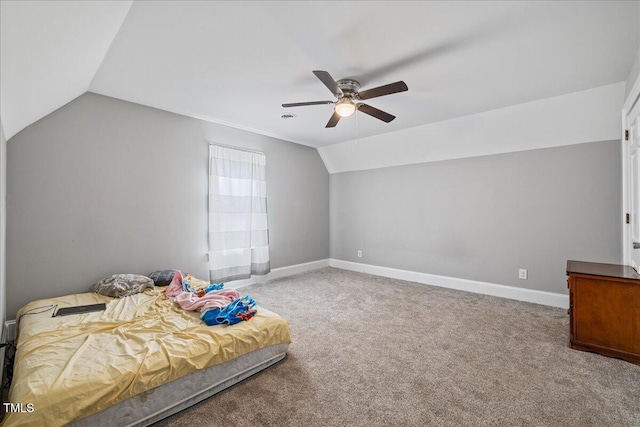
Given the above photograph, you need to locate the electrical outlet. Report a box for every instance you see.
[357,250,362,258]
[519,269,528,280]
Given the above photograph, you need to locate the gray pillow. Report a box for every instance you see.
[92,274,154,298]
[148,269,177,286]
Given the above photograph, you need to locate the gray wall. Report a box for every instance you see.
[330,140,622,294]
[6,93,329,317]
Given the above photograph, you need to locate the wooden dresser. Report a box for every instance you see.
[566,260,640,364]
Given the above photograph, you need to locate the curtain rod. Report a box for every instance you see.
[209,142,265,156]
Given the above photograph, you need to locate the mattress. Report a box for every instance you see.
[69,343,289,427]
[5,287,291,426]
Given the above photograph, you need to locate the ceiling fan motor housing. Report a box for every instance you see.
[336,79,361,99]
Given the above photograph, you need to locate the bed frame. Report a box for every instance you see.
[69,343,288,427]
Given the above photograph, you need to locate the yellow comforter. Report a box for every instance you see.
[4,288,291,426]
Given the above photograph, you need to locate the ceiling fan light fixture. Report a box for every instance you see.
[335,99,356,118]
[282,70,407,127]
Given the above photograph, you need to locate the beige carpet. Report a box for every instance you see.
[155,267,640,427]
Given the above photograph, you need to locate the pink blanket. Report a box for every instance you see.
[165,271,240,313]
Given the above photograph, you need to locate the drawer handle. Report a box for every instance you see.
[634,242,640,249]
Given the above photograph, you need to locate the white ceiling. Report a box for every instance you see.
[1,1,639,146]
[0,0,132,140]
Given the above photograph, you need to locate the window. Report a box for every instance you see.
[208,144,270,283]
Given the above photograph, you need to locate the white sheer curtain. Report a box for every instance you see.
[208,144,270,283]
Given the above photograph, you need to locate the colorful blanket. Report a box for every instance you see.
[165,271,240,312]
[201,296,257,326]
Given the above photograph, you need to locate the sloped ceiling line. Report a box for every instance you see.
[318,83,626,174]
[0,0,133,140]
[88,3,134,93]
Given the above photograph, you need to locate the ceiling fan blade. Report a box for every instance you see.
[357,81,408,100]
[313,70,343,98]
[282,101,334,108]
[357,103,396,123]
[325,111,341,128]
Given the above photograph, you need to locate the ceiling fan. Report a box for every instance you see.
[282,70,408,128]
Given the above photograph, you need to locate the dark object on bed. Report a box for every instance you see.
[148,269,178,286]
[54,303,107,317]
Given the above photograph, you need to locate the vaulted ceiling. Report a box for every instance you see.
[1,1,639,146]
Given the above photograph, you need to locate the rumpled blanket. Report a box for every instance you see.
[165,270,240,313]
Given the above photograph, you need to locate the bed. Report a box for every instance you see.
[3,284,291,426]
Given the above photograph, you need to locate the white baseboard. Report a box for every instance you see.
[229,259,330,288]
[329,259,569,309]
